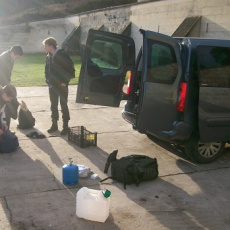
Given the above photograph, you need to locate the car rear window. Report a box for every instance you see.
[90,40,122,70]
[197,46,230,88]
[146,40,178,84]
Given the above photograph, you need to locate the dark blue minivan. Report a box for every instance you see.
[76,29,230,163]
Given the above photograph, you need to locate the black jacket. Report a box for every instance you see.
[45,49,73,87]
[0,87,5,109]
[0,86,6,126]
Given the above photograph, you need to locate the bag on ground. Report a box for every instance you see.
[101,150,159,189]
[18,109,35,129]
[0,130,19,153]
[17,100,35,129]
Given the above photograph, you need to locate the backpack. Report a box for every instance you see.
[101,150,159,189]
[0,130,19,153]
[17,109,35,129]
[59,49,75,79]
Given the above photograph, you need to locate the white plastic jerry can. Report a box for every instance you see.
[76,187,111,223]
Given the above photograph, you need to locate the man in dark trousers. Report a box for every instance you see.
[0,45,23,127]
[42,37,74,135]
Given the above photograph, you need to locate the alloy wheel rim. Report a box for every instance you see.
[198,142,222,158]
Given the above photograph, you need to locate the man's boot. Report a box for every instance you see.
[60,121,69,135]
[47,120,58,133]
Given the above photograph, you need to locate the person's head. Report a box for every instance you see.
[42,37,57,54]
[10,45,23,60]
[2,85,17,102]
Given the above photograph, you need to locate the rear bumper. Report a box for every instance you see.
[122,100,194,143]
[160,121,194,143]
[121,101,137,126]
[122,109,136,125]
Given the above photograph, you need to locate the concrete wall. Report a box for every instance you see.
[78,6,132,45]
[0,17,80,53]
[0,0,229,54]
[130,0,230,53]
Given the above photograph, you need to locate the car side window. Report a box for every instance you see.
[147,41,178,84]
[90,40,122,70]
[197,46,230,88]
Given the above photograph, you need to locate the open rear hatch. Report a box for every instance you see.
[76,29,135,107]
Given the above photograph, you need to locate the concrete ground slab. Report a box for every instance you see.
[0,86,230,230]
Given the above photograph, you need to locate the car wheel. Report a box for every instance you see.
[185,132,225,164]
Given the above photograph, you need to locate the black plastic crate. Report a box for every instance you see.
[68,126,97,148]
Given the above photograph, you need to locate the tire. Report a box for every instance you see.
[185,132,225,164]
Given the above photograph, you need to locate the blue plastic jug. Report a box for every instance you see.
[62,158,79,186]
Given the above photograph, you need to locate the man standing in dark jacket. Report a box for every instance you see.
[43,37,74,135]
[0,45,23,127]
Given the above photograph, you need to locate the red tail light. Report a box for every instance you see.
[177,82,187,112]
[126,71,132,95]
